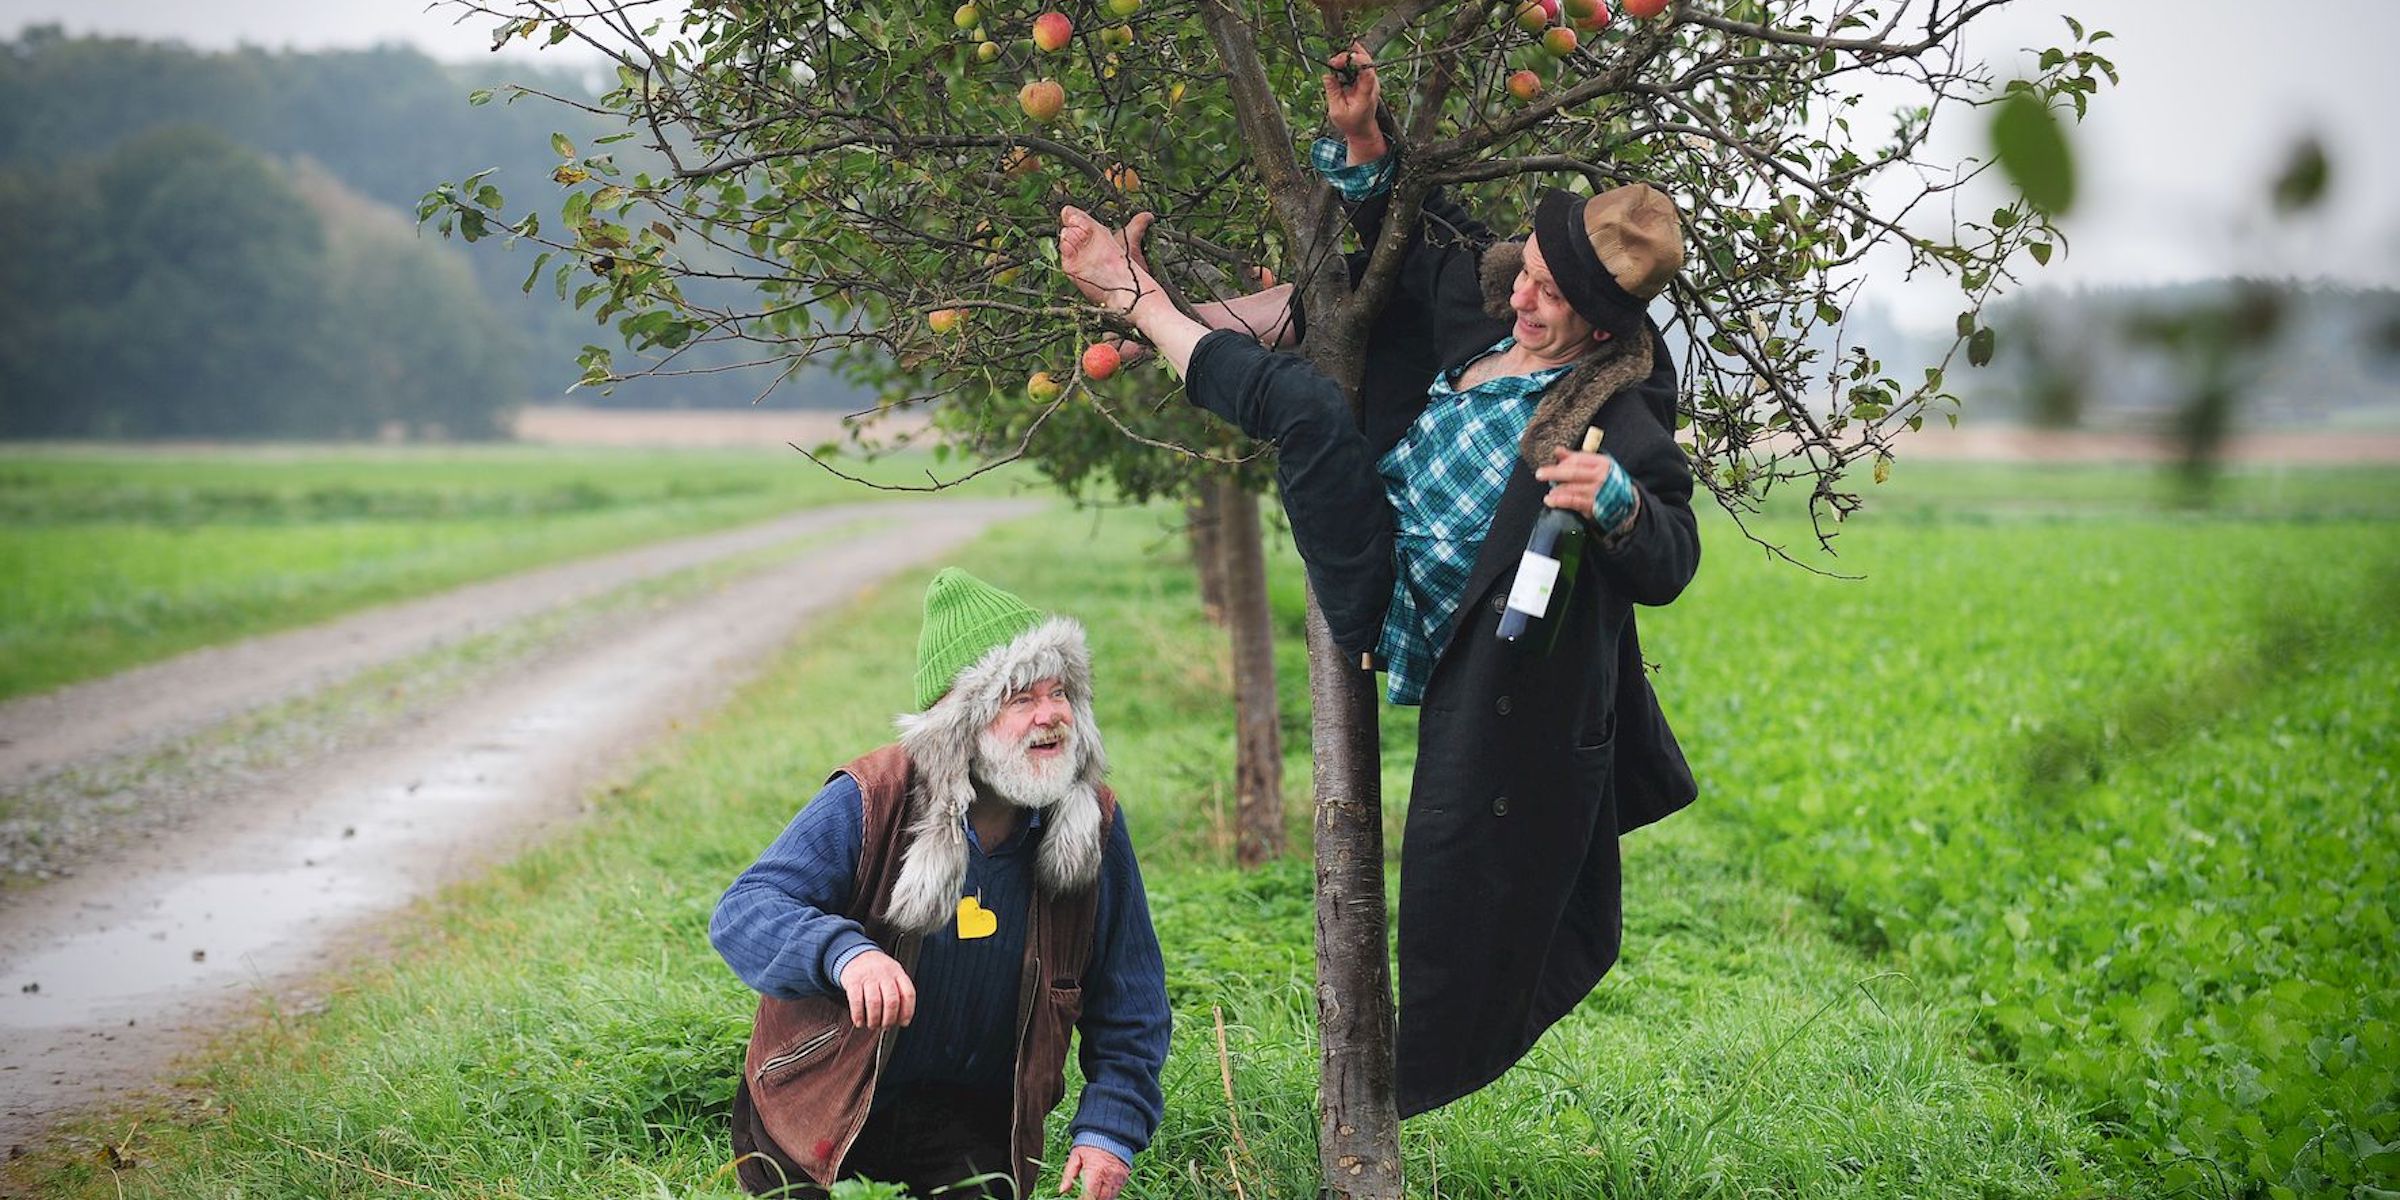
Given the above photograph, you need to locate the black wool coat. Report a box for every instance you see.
[1346,185,1704,1116]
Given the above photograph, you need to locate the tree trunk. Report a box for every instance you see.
[1304,592,1399,1199]
[1184,5,1403,1190]
[1187,494,1228,626]
[1219,479,1284,869]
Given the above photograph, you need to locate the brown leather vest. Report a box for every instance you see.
[741,743,1114,1197]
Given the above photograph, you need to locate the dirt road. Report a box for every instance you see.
[0,496,1041,1153]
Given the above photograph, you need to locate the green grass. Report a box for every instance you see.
[13,462,2397,1199]
[0,445,1025,700]
[1671,472,2400,1196]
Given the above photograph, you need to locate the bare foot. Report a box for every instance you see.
[1058,206,1160,316]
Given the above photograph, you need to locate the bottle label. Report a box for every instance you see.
[1504,551,1562,618]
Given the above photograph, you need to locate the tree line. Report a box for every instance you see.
[0,26,872,438]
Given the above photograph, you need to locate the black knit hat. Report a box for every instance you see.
[1531,184,1684,341]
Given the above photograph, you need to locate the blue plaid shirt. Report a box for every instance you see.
[1314,140,1638,705]
[1375,342,1572,704]
[1311,136,1395,201]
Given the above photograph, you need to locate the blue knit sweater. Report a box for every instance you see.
[709,774,1170,1166]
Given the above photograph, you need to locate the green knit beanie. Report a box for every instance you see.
[914,567,1045,710]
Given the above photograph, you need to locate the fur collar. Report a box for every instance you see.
[1478,240,1658,473]
[886,616,1107,935]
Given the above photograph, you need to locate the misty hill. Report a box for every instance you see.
[0,26,873,435]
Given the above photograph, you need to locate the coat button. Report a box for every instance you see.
[1495,695,1513,716]
[1491,795,1510,817]
[1490,592,1507,615]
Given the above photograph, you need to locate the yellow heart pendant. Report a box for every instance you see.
[955,895,998,940]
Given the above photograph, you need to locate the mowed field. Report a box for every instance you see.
[11,455,2398,1198]
[0,445,990,701]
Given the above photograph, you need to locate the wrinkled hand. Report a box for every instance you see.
[1058,206,1160,318]
[1535,447,1616,518]
[1058,1145,1131,1200]
[837,949,915,1030]
[1322,42,1380,143]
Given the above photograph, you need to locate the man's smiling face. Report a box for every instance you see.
[1511,236,1603,366]
[973,677,1080,807]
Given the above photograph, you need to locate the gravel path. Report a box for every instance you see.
[0,496,1040,1156]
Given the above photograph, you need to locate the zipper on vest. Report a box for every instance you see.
[755,1027,839,1078]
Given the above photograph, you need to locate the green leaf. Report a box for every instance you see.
[1991,91,2076,216]
[1956,312,1976,338]
[1816,301,1843,325]
[2271,137,2330,213]
[551,131,577,159]
[2028,241,2053,266]
[1968,326,1997,367]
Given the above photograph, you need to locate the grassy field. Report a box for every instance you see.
[0,445,1016,700]
[14,460,2398,1199]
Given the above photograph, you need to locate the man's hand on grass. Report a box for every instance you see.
[1059,1144,1131,1200]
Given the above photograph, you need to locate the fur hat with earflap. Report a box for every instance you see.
[887,568,1108,935]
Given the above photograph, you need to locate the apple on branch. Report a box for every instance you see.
[1027,370,1063,400]
[1621,0,1667,16]
[1081,343,1122,381]
[1018,79,1065,124]
[1507,69,1542,102]
[928,308,965,334]
[1032,11,1073,51]
[1542,26,1577,56]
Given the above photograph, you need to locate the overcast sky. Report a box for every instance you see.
[6,0,2392,327]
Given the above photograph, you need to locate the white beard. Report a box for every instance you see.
[972,722,1083,809]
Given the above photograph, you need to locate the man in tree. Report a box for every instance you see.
[1057,46,1697,1116]
[709,567,1169,1199]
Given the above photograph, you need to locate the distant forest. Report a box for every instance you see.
[0,27,872,440]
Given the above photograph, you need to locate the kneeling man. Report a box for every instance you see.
[710,567,1169,1199]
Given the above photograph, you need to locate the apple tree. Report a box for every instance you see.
[422,0,2110,1194]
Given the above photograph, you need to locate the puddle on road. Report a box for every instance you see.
[1,718,567,1036]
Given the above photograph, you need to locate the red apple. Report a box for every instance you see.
[1507,69,1542,102]
[1572,0,1610,32]
[1106,163,1141,194]
[1032,11,1073,51]
[1027,370,1063,400]
[928,308,965,335]
[1002,146,1041,175]
[1621,0,1667,16]
[1018,79,1065,123]
[1082,343,1122,381]
[1513,1,1550,31]
[1542,25,1577,56]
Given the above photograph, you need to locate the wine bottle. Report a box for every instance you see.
[1496,426,1602,648]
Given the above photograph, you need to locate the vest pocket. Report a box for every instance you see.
[756,1025,842,1083]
